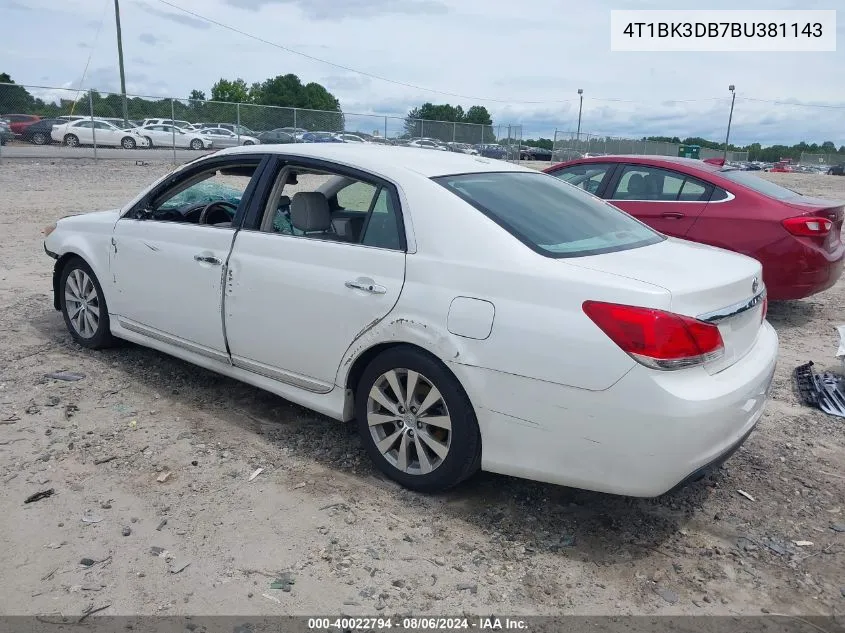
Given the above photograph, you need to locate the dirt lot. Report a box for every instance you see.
[0,160,844,618]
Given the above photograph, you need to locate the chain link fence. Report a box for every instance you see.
[0,82,767,166]
[799,152,842,166]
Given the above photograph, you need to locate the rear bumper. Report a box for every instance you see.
[766,238,844,300]
[451,322,778,497]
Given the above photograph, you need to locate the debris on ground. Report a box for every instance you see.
[261,593,281,604]
[169,559,191,574]
[81,511,103,524]
[24,489,55,504]
[248,468,263,482]
[156,471,172,483]
[156,519,167,531]
[45,371,86,382]
[794,361,845,417]
[793,540,814,547]
[80,558,96,567]
[94,456,118,465]
[737,489,755,502]
[270,572,295,592]
[653,585,680,604]
[150,547,168,557]
[121,526,131,537]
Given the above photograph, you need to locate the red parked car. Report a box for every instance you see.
[1,113,41,136]
[544,156,844,300]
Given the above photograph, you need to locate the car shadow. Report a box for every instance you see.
[765,299,818,329]
[29,305,723,562]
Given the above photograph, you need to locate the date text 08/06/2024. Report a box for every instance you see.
[307,617,529,630]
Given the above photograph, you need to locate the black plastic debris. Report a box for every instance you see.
[24,489,55,504]
[794,361,845,418]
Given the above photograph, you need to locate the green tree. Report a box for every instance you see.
[0,72,35,113]
[210,78,250,103]
[188,89,206,102]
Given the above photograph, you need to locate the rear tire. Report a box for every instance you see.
[355,346,481,492]
[121,136,136,149]
[144,136,153,148]
[31,131,48,145]
[64,134,80,147]
[59,257,115,349]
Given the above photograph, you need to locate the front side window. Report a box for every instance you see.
[141,161,261,225]
[435,171,663,258]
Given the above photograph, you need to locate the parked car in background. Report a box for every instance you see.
[200,127,259,147]
[446,142,479,155]
[407,138,447,151]
[198,122,256,137]
[1,113,41,136]
[770,161,793,173]
[545,155,845,300]
[335,133,368,143]
[43,144,778,496]
[20,118,66,145]
[475,144,508,159]
[828,164,845,176]
[0,119,12,145]
[142,118,196,131]
[52,119,150,149]
[133,124,213,149]
[520,146,552,160]
[368,137,394,145]
[256,129,297,145]
[300,131,344,143]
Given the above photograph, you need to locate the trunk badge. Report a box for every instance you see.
[751,277,759,294]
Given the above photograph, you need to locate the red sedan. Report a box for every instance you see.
[1,113,41,136]
[544,156,844,300]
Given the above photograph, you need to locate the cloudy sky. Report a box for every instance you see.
[2,0,843,145]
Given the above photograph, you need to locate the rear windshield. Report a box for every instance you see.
[718,168,802,200]
[434,171,664,258]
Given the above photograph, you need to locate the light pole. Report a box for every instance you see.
[723,84,736,162]
[576,88,583,143]
[114,0,129,127]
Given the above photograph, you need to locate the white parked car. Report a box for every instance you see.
[43,144,777,496]
[200,127,259,147]
[335,133,368,143]
[407,138,448,151]
[141,118,196,130]
[134,124,213,150]
[51,119,150,149]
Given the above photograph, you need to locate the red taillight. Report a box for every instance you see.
[582,301,725,370]
[782,216,832,237]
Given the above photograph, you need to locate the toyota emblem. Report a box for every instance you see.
[751,277,759,294]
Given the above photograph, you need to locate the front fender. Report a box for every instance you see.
[46,230,114,310]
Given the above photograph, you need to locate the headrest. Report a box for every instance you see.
[290,192,330,232]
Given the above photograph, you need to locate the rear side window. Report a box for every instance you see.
[718,169,802,200]
[434,171,663,258]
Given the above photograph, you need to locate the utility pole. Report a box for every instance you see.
[576,88,584,142]
[114,0,129,127]
[723,84,736,162]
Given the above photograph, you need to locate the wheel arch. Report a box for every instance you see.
[51,244,110,311]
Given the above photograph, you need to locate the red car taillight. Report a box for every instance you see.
[782,216,832,237]
[582,301,725,370]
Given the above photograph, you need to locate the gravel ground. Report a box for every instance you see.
[0,160,844,618]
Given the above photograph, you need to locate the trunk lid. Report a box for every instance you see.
[566,237,764,374]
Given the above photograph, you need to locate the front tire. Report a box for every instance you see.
[243,140,255,146]
[31,131,48,145]
[190,139,203,150]
[355,346,481,492]
[59,258,115,349]
[121,136,136,149]
[64,134,80,147]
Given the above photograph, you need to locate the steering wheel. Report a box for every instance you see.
[198,200,238,225]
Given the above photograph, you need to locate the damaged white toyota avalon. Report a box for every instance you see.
[43,144,778,496]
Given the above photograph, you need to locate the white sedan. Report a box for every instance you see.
[51,119,150,149]
[43,144,777,496]
[133,124,213,150]
[200,127,260,147]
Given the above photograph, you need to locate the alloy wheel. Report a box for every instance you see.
[366,368,452,475]
[65,269,100,338]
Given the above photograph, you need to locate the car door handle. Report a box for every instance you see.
[194,254,222,265]
[345,280,387,294]
[661,212,685,219]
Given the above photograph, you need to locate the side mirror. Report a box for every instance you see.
[133,206,154,220]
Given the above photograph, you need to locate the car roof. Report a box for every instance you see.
[554,154,722,173]
[215,143,531,178]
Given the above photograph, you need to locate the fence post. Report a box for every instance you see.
[170,99,177,164]
[452,122,457,143]
[293,108,297,143]
[421,119,424,139]
[89,90,97,160]
[384,116,387,141]
[236,103,241,145]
